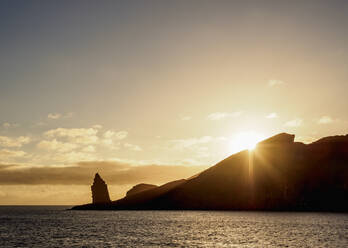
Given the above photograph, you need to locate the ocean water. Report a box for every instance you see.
[0,206,347,248]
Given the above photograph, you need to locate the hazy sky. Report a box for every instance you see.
[1,0,348,204]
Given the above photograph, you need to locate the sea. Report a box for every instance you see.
[0,206,347,248]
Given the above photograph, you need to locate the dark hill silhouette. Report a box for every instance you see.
[126,183,158,197]
[72,133,348,211]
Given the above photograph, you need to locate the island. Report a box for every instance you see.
[72,133,348,211]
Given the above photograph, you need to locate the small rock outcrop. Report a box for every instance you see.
[91,173,111,204]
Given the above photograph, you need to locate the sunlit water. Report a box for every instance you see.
[0,206,347,247]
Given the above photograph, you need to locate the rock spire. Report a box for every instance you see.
[91,173,111,204]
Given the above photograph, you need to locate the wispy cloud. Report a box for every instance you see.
[82,145,95,153]
[48,113,61,120]
[45,127,99,145]
[0,136,31,148]
[47,112,74,120]
[317,116,334,124]
[103,130,115,139]
[103,130,128,140]
[49,127,97,139]
[124,143,142,151]
[31,125,141,164]
[36,127,101,163]
[114,131,128,140]
[37,139,78,152]
[2,122,19,129]
[266,112,278,119]
[284,118,303,127]
[268,79,285,87]
[92,124,103,129]
[102,130,128,146]
[2,123,11,128]
[0,149,27,159]
[42,127,128,153]
[207,111,242,121]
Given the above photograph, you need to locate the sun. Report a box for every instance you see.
[229,131,266,154]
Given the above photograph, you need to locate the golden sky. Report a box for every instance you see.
[1,1,348,204]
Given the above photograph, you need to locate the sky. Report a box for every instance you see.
[1,0,348,205]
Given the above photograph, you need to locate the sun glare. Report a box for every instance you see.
[229,131,266,154]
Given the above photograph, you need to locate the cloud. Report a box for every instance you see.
[0,161,208,186]
[103,130,128,140]
[100,130,128,148]
[284,118,303,127]
[45,127,99,144]
[102,138,115,146]
[103,130,114,139]
[268,79,285,87]
[115,131,128,140]
[2,123,11,128]
[82,145,95,153]
[102,130,128,146]
[317,116,334,124]
[266,112,278,119]
[48,113,62,119]
[207,111,242,121]
[45,128,97,138]
[124,143,142,151]
[34,127,110,163]
[39,127,129,156]
[51,151,97,163]
[2,122,19,129]
[37,139,78,152]
[48,112,74,120]
[0,136,31,148]
[0,149,27,159]
[92,124,103,129]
